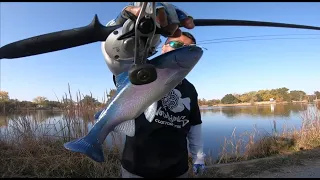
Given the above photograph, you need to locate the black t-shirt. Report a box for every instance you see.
[113,76,202,178]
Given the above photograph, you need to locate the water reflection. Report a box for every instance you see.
[200,103,309,118]
[2,110,63,123]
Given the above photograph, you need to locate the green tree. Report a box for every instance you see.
[254,94,263,102]
[239,91,260,103]
[232,93,241,100]
[221,94,240,104]
[276,87,291,102]
[257,90,273,101]
[289,90,306,101]
[239,93,251,103]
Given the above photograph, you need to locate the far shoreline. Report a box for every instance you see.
[199,100,313,109]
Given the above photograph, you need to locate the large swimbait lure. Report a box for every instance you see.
[63,45,203,162]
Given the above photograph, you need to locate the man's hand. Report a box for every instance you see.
[124,2,195,37]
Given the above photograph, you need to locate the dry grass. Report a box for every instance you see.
[0,114,123,178]
[0,138,121,178]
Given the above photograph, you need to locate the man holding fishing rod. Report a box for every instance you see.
[98,2,206,178]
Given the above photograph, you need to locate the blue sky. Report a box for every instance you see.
[1,2,320,101]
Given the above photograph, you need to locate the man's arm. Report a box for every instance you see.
[188,124,205,164]
[187,90,206,165]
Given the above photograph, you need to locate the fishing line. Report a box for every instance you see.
[156,36,320,50]
[197,33,320,43]
[197,37,320,46]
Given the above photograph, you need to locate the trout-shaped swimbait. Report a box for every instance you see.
[64,45,203,162]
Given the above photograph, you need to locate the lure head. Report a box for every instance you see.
[150,45,203,87]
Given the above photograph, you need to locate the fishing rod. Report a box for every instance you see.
[1,2,320,85]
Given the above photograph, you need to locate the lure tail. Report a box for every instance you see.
[64,134,105,162]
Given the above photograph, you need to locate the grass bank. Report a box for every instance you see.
[0,89,319,178]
